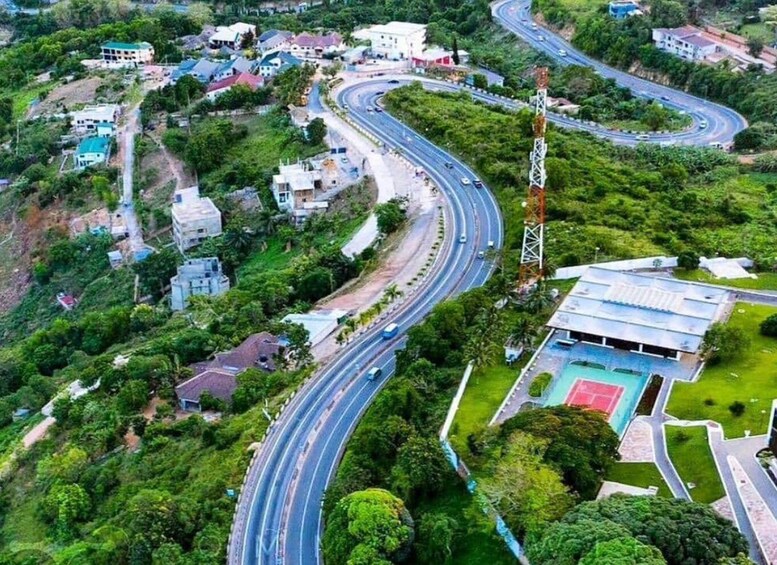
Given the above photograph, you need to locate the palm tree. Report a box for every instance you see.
[345,317,358,333]
[522,285,554,314]
[256,209,278,236]
[510,316,538,352]
[383,283,403,303]
[224,227,253,252]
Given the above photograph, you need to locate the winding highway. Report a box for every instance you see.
[230,2,750,564]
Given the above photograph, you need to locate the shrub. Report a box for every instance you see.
[529,372,553,397]
[760,314,777,338]
[728,401,746,417]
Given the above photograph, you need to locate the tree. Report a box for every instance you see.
[375,199,407,235]
[116,380,149,415]
[322,489,415,564]
[556,495,748,565]
[306,117,327,145]
[479,431,573,537]
[471,73,488,89]
[760,313,777,337]
[650,0,687,28]
[510,315,538,352]
[390,436,448,501]
[734,127,766,151]
[746,36,764,58]
[676,250,700,270]
[765,5,777,44]
[702,323,750,363]
[133,247,179,297]
[415,513,458,563]
[452,35,460,65]
[642,101,671,131]
[579,536,666,564]
[526,518,637,565]
[500,405,621,499]
[42,483,91,540]
[187,1,213,26]
[128,489,180,550]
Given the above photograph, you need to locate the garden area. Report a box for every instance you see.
[674,268,777,291]
[665,425,725,504]
[667,303,777,437]
[604,462,671,497]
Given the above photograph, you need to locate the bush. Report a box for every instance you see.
[728,401,746,417]
[760,314,777,338]
[528,372,552,397]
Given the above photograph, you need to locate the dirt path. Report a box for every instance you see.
[147,130,192,191]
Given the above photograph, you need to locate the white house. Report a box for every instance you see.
[171,186,223,253]
[258,29,293,53]
[359,21,426,60]
[209,23,257,50]
[71,104,120,135]
[652,26,718,61]
[213,56,257,81]
[272,161,327,224]
[170,257,230,311]
[74,137,110,170]
[101,41,154,65]
[288,32,345,58]
[258,51,302,77]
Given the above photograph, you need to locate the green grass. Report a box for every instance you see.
[604,462,672,497]
[665,426,725,504]
[4,82,55,120]
[550,0,609,22]
[412,482,516,564]
[674,269,777,291]
[450,364,520,448]
[667,303,777,437]
[739,23,775,43]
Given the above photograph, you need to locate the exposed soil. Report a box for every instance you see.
[29,77,106,118]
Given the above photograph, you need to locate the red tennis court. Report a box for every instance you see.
[564,378,624,418]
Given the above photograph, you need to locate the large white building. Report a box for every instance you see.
[652,26,718,61]
[170,257,230,311]
[209,22,257,50]
[101,41,154,65]
[71,104,120,135]
[171,186,223,253]
[547,267,729,360]
[357,21,427,60]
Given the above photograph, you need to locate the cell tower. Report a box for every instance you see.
[518,67,549,291]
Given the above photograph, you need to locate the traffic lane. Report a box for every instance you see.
[494,0,747,142]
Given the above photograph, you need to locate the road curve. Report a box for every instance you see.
[492,0,747,146]
[228,78,503,565]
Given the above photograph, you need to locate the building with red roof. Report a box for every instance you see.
[205,72,265,102]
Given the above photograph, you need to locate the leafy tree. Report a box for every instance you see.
[116,380,149,415]
[415,512,458,563]
[527,518,637,565]
[479,431,573,537]
[322,488,415,564]
[734,127,766,151]
[471,73,488,89]
[133,247,180,297]
[306,117,327,145]
[41,483,91,540]
[452,35,460,65]
[746,37,764,58]
[558,495,748,565]
[649,0,687,28]
[760,313,777,337]
[580,536,666,564]
[676,250,700,270]
[375,198,407,235]
[390,436,448,502]
[702,323,750,363]
[127,489,180,550]
[37,446,89,484]
[500,405,620,499]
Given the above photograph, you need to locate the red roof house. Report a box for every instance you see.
[206,72,264,101]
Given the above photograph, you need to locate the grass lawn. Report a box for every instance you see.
[450,364,520,449]
[739,23,774,43]
[604,462,671,497]
[5,82,55,120]
[667,303,777,437]
[553,0,609,22]
[413,482,516,564]
[665,426,725,504]
[674,269,777,291]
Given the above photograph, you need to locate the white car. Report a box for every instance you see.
[636,134,650,141]
[699,120,708,129]
[460,177,471,186]
[559,49,567,56]
[459,234,467,244]
[538,34,545,41]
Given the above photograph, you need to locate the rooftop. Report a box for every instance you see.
[273,162,322,192]
[175,369,237,403]
[77,136,110,155]
[172,186,221,221]
[656,25,704,39]
[367,21,427,36]
[102,41,152,50]
[207,72,264,93]
[72,104,120,122]
[259,29,292,42]
[291,32,343,49]
[547,267,729,353]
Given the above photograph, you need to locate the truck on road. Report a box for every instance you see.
[382,323,399,339]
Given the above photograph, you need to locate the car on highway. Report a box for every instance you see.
[366,367,382,381]
[473,179,484,188]
[636,134,650,141]
[537,34,545,41]
[661,95,670,101]
[444,161,454,169]
[366,106,374,113]
[460,177,471,186]
[388,79,400,84]
[459,234,467,244]
[478,250,485,259]
[531,22,538,30]
[375,91,385,95]
[699,120,708,129]
[375,106,383,113]
[558,49,567,56]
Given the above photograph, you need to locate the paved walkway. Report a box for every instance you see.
[647,380,690,500]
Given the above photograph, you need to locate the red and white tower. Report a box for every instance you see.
[518,67,549,291]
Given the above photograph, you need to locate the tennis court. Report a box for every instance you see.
[544,363,649,436]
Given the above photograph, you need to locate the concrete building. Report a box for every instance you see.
[258,50,302,77]
[71,104,120,135]
[359,21,426,60]
[411,47,467,68]
[209,23,256,50]
[547,267,729,360]
[171,186,223,253]
[101,41,154,65]
[652,26,718,61]
[288,32,345,58]
[170,257,230,311]
[608,1,641,19]
[74,136,110,169]
[171,59,221,83]
[258,29,293,53]
[282,309,348,347]
[213,56,257,81]
[206,72,265,101]
[271,161,325,223]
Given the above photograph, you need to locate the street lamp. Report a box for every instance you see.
[594,246,600,263]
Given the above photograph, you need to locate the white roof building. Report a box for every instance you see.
[171,186,223,253]
[359,21,427,60]
[209,23,257,50]
[71,104,120,135]
[282,309,348,347]
[547,267,729,359]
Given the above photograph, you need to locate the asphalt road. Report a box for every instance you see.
[492,0,747,146]
[229,79,503,565]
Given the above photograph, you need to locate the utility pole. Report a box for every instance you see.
[518,67,549,292]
